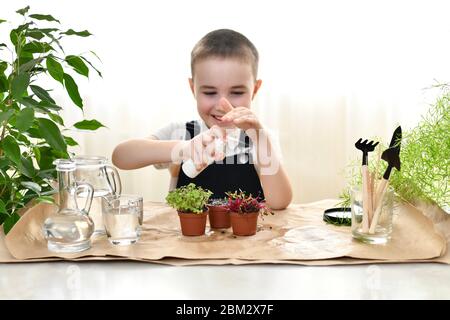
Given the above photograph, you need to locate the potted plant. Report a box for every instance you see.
[207,198,230,229]
[0,6,105,234]
[225,190,273,236]
[166,183,213,236]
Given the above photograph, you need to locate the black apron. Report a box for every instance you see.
[176,121,264,200]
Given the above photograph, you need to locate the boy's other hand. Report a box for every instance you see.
[221,106,262,132]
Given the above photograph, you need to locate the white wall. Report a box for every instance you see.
[2,0,450,203]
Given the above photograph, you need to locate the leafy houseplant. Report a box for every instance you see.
[339,83,449,211]
[166,183,213,236]
[207,198,231,229]
[0,6,105,234]
[225,190,273,236]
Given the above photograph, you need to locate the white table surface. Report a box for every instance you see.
[1,261,449,299]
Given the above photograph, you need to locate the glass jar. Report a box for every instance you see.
[72,156,122,235]
[43,159,95,253]
[351,187,394,244]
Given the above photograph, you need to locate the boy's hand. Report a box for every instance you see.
[180,125,226,171]
[219,98,262,132]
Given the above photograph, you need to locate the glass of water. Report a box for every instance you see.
[102,194,143,245]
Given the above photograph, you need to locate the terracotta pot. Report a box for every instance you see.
[230,211,259,236]
[208,205,231,229]
[177,210,208,236]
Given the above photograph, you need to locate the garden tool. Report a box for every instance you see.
[369,126,402,234]
[355,138,379,233]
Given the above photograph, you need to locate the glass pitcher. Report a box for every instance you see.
[72,156,122,235]
[43,159,95,253]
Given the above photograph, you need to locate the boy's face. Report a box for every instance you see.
[189,57,262,128]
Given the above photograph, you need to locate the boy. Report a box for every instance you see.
[112,29,292,209]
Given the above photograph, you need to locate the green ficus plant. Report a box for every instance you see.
[166,183,213,214]
[0,6,106,234]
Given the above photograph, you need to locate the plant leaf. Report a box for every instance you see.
[0,109,14,123]
[15,107,35,132]
[80,56,102,78]
[18,156,36,177]
[0,74,7,93]
[63,135,78,146]
[26,30,44,40]
[0,199,6,214]
[19,57,44,73]
[62,29,92,37]
[63,73,83,109]
[46,56,64,84]
[22,41,53,53]
[73,119,106,130]
[38,100,62,111]
[37,117,67,152]
[0,19,7,24]
[36,196,55,204]
[3,213,20,235]
[66,55,89,77]
[48,113,64,126]
[2,136,21,165]
[11,73,30,99]
[0,61,8,73]
[29,14,60,23]
[16,6,30,16]
[30,85,56,104]
[20,181,41,194]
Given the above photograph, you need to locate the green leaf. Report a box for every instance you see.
[15,107,34,132]
[29,14,60,23]
[11,73,30,99]
[80,56,102,78]
[0,157,11,170]
[22,41,53,53]
[0,199,6,214]
[36,196,55,204]
[0,61,8,73]
[19,57,44,73]
[0,110,14,123]
[2,136,21,165]
[63,73,83,109]
[73,119,106,131]
[0,20,7,24]
[37,117,67,152]
[0,43,7,50]
[62,29,92,37]
[16,6,30,16]
[0,74,7,93]
[3,213,20,235]
[18,96,39,108]
[20,181,41,194]
[18,156,36,177]
[38,100,62,111]
[0,213,7,225]
[33,146,41,163]
[26,31,44,40]
[30,28,59,34]
[48,113,64,126]
[16,51,33,66]
[63,136,78,146]
[46,56,64,84]
[30,85,56,104]
[66,55,89,77]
